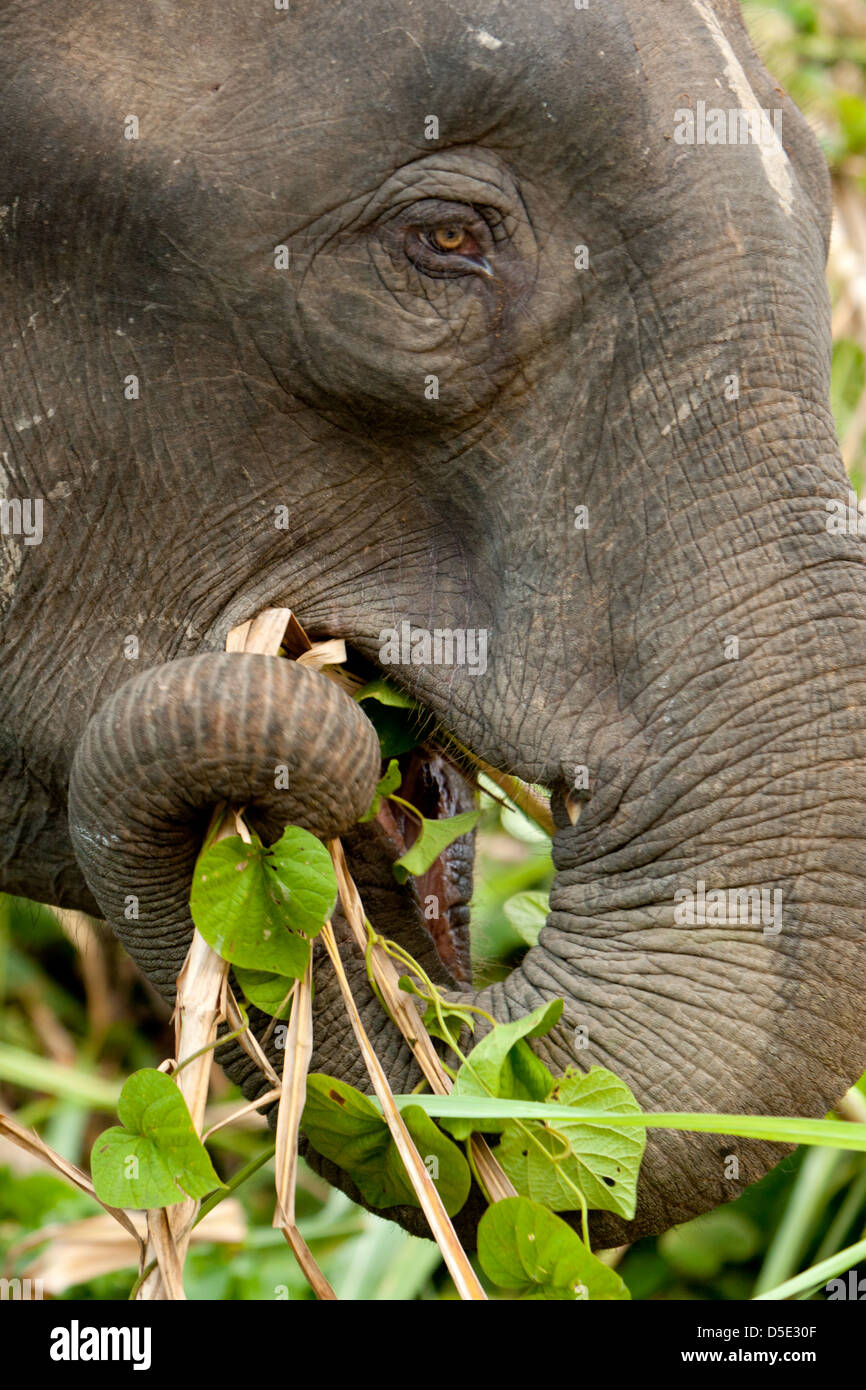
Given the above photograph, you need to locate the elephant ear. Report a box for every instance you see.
[702,0,833,247]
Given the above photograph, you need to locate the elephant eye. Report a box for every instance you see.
[427,225,475,253]
[399,203,495,280]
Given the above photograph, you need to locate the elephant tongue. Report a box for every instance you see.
[374,747,475,985]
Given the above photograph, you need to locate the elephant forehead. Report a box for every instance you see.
[5,1,650,215]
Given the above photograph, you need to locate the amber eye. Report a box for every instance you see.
[430,225,468,252]
[399,206,494,279]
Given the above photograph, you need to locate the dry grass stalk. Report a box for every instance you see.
[202,1089,282,1141]
[172,932,231,1135]
[138,609,295,1299]
[130,604,511,1298]
[464,758,556,836]
[137,919,230,1300]
[227,610,335,1297]
[224,981,283,1087]
[281,1224,336,1300]
[329,838,447,1090]
[836,1087,866,1126]
[20,1203,246,1295]
[296,637,348,671]
[319,919,487,1300]
[144,1207,186,1300]
[225,607,297,656]
[272,963,312,1228]
[328,838,517,1202]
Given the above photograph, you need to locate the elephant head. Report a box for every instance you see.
[2,0,866,1249]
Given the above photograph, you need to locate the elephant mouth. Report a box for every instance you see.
[368,742,477,986]
[310,641,479,987]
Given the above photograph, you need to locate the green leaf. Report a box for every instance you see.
[392,810,481,884]
[90,1069,223,1209]
[502,891,549,947]
[478,1197,629,1300]
[190,835,310,979]
[355,678,418,710]
[496,1067,645,1219]
[355,681,423,757]
[190,826,336,983]
[443,1000,562,1140]
[302,1075,470,1216]
[359,758,403,823]
[267,826,337,936]
[233,967,294,1018]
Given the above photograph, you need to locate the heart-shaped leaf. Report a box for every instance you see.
[302,1075,471,1216]
[190,826,336,982]
[190,835,309,978]
[267,826,338,936]
[90,1069,222,1209]
[478,1196,629,1300]
[392,810,481,884]
[496,1066,645,1219]
[442,999,562,1140]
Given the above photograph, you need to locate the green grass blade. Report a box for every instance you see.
[753,1147,843,1295]
[753,1235,866,1301]
[388,1095,866,1151]
[812,1163,866,1268]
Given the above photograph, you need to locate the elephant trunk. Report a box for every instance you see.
[473,543,866,1245]
[68,653,381,1000]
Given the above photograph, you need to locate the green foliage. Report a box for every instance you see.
[90,1069,222,1209]
[741,0,866,485]
[0,1167,95,1227]
[443,999,563,1140]
[351,692,483,883]
[660,1208,763,1281]
[232,968,294,1018]
[470,791,554,983]
[190,825,336,983]
[392,808,481,883]
[419,995,476,1048]
[497,1068,646,1221]
[300,996,647,1298]
[478,1197,629,1301]
[832,338,866,492]
[301,1075,471,1216]
[354,680,426,757]
[359,757,403,822]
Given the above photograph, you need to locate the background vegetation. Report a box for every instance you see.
[2,0,866,1300]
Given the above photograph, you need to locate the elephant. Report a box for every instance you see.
[2,0,866,1253]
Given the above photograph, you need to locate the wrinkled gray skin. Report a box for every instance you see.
[2,0,866,1250]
